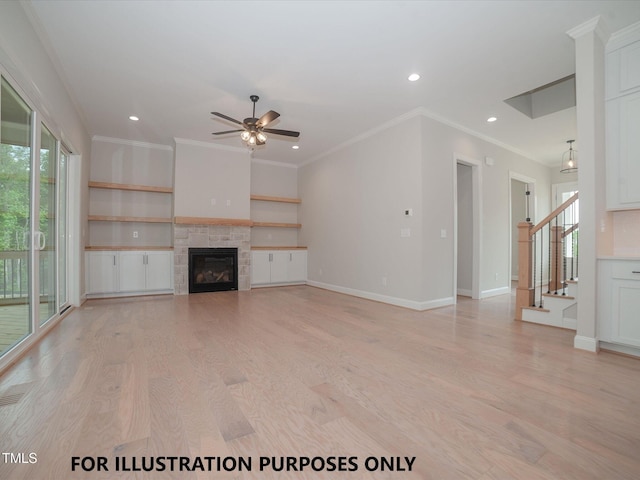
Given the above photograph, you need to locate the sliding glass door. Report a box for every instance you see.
[0,77,33,357]
[38,124,57,325]
[0,75,70,361]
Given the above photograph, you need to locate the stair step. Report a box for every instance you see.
[523,306,550,313]
[542,293,575,300]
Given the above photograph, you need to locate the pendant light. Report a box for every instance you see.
[560,140,578,173]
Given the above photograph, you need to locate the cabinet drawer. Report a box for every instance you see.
[611,260,640,280]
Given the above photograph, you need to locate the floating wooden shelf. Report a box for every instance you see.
[89,215,172,223]
[252,222,301,229]
[174,216,253,226]
[251,246,307,250]
[89,181,173,194]
[250,194,301,204]
[85,246,174,251]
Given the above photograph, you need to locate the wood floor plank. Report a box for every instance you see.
[1,286,639,480]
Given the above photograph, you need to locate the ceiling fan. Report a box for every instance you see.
[212,95,300,146]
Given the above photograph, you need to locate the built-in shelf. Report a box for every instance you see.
[251,246,307,250]
[174,216,253,226]
[89,215,172,223]
[250,194,301,204]
[89,181,173,193]
[85,246,173,251]
[252,222,301,229]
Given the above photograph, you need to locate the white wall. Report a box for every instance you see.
[300,110,552,309]
[299,116,424,307]
[173,140,250,219]
[250,160,299,247]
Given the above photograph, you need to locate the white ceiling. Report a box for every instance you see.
[24,0,640,167]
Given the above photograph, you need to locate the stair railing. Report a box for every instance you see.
[516,192,579,320]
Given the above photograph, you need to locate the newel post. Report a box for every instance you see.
[516,221,534,321]
[550,226,564,292]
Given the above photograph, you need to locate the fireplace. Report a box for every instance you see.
[188,247,238,293]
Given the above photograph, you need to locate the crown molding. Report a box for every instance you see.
[251,157,298,169]
[567,15,609,44]
[607,20,640,52]
[92,135,173,151]
[173,137,248,154]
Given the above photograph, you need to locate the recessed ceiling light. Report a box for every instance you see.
[408,73,421,82]
[129,115,139,121]
[292,145,299,150]
[487,116,497,122]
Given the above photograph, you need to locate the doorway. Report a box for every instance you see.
[509,172,536,289]
[453,154,481,300]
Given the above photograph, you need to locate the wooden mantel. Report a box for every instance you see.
[174,216,253,226]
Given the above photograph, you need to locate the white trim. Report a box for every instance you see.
[607,21,640,52]
[306,280,454,311]
[421,108,532,160]
[457,289,472,297]
[301,107,424,166]
[173,136,248,154]
[508,172,536,294]
[251,157,298,169]
[93,135,173,151]
[599,341,640,358]
[300,106,537,168]
[567,16,609,44]
[480,286,511,299]
[574,335,599,352]
[453,153,482,300]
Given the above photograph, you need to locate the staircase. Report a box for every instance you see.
[521,280,577,329]
[516,192,579,330]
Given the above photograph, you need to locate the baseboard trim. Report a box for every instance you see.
[574,335,599,352]
[457,288,472,297]
[306,280,454,311]
[480,286,511,298]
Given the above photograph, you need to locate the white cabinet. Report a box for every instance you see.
[251,250,307,287]
[606,34,640,210]
[606,91,640,209]
[86,250,173,297]
[598,259,640,352]
[86,251,118,294]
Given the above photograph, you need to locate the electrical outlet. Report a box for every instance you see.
[211,198,216,206]
[226,199,231,206]
[133,231,138,238]
[382,276,388,286]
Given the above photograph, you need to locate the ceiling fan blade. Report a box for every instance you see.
[257,110,280,127]
[211,112,243,125]
[262,128,300,138]
[212,129,244,135]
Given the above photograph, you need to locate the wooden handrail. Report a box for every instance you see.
[562,222,579,238]
[530,192,578,236]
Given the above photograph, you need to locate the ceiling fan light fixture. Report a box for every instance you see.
[257,131,267,143]
[248,134,257,145]
[240,131,250,141]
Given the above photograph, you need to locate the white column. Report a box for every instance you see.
[567,17,611,352]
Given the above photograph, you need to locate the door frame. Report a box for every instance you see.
[453,153,482,300]
[509,171,536,286]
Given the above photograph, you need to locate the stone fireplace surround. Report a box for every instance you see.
[174,224,251,294]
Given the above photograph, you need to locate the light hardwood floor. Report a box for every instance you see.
[0,286,639,479]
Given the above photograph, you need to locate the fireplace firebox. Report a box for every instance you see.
[188,248,238,293]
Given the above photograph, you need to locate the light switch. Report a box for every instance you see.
[440,229,447,238]
[401,228,411,238]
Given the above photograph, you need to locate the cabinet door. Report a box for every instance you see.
[251,251,272,285]
[611,279,640,347]
[118,251,146,292]
[287,251,307,283]
[146,251,173,291]
[607,92,640,209]
[270,252,289,283]
[87,252,118,293]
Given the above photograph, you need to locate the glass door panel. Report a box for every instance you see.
[0,77,33,356]
[39,124,57,325]
[58,148,69,311]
